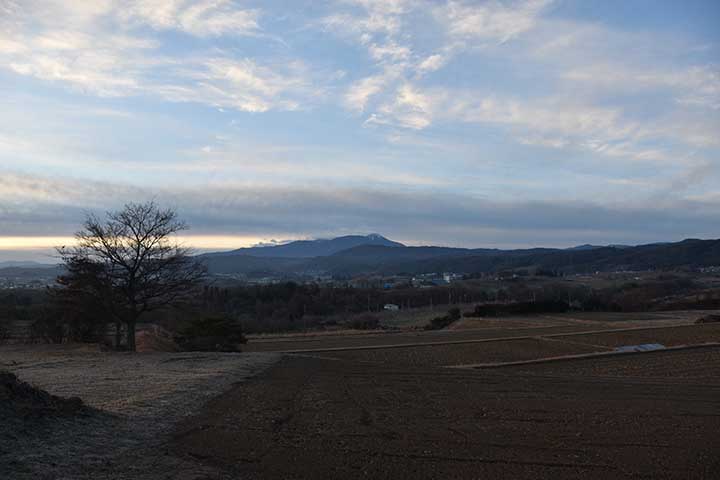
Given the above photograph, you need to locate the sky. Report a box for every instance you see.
[1,0,719,262]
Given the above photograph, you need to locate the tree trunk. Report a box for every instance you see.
[127,319,137,352]
[115,322,122,349]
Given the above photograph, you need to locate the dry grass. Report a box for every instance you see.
[0,344,280,479]
[1,344,279,417]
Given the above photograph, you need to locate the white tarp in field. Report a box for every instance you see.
[615,343,666,353]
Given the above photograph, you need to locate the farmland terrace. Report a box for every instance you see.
[2,310,719,479]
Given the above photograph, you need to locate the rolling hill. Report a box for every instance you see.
[200,236,720,278]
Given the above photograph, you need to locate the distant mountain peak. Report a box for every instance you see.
[567,243,632,251]
[567,244,603,251]
[204,234,404,258]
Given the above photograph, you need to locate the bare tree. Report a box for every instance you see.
[57,202,206,351]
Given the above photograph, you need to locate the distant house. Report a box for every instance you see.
[443,272,463,283]
[383,303,400,311]
[411,273,448,287]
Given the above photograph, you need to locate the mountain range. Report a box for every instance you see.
[3,235,719,282]
[199,235,720,278]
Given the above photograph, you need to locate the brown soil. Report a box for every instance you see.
[506,345,720,380]
[243,317,719,354]
[321,337,607,367]
[244,323,720,369]
[567,324,720,348]
[243,324,620,352]
[165,350,720,479]
[3,318,719,479]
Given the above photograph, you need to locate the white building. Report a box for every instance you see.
[443,272,463,283]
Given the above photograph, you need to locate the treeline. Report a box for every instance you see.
[0,289,46,341]
[196,282,480,333]
[1,274,718,339]
[191,275,712,332]
[466,300,569,317]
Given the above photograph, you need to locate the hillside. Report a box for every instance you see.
[4,237,719,282]
[200,237,720,277]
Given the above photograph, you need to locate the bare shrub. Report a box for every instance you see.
[176,316,247,352]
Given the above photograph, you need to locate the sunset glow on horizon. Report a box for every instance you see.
[0,235,268,252]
